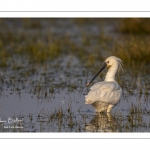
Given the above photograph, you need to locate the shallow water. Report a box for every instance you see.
[0,54,150,132]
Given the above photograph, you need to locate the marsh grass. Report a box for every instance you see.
[0,19,104,68]
[118,18,150,34]
[112,36,150,66]
[0,18,149,72]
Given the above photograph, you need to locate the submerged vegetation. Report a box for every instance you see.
[0,18,150,132]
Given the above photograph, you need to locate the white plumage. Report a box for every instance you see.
[85,56,123,113]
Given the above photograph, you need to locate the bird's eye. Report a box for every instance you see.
[107,61,109,63]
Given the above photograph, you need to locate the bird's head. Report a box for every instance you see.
[104,56,123,69]
[86,56,123,87]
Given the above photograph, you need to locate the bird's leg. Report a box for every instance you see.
[107,105,114,113]
[107,105,114,122]
[106,112,113,122]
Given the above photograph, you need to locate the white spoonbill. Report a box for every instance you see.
[85,56,123,113]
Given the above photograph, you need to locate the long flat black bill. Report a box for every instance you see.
[86,62,107,87]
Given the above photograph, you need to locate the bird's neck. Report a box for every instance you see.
[105,63,118,81]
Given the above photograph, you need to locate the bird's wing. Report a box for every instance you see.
[90,81,106,90]
[85,81,122,105]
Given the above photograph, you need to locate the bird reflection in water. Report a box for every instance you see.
[86,112,120,132]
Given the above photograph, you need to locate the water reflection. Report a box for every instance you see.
[86,113,119,132]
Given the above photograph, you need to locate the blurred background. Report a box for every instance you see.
[0,18,150,74]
